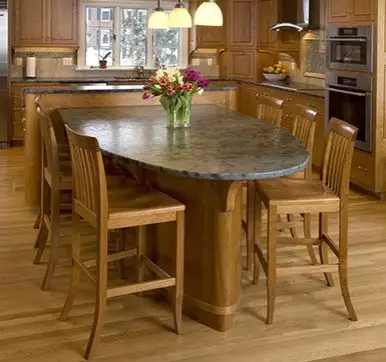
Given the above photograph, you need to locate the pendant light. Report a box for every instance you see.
[194,0,223,26]
[169,0,192,28]
[148,0,169,29]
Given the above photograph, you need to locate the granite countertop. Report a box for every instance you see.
[238,79,325,99]
[23,84,237,95]
[59,105,309,181]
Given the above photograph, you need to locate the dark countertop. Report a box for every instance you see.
[238,79,325,99]
[23,84,237,95]
[59,105,309,181]
[14,76,324,98]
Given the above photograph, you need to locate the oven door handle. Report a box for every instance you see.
[325,87,367,97]
[327,38,367,42]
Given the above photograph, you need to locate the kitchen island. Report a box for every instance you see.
[23,84,237,205]
[59,104,309,332]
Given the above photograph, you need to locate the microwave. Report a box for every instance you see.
[326,26,375,73]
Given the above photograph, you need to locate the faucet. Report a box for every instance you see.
[135,66,145,78]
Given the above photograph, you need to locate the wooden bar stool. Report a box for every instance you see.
[253,117,358,324]
[33,101,73,291]
[59,126,185,360]
[244,94,285,270]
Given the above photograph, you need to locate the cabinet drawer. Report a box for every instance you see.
[351,150,374,189]
[13,96,22,109]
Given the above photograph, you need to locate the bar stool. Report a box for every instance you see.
[33,101,73,291]
[253,117,358,324]
[59,126,185,360]
[243,94,285,270]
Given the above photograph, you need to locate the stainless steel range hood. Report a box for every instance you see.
[270,0,320,31]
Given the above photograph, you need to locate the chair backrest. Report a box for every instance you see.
[321,117,358,198]
[35,99,60,184]
[292,104,317,180]
[256,94,284,127]
[65,125,108,227]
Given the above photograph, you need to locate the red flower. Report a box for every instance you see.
[166,85,176,96]
[177,84,184,91]
[142,92,151,100]
[143,85,150,91]
[184,83,193,91]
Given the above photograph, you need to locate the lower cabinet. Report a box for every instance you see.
[228,51,256,79]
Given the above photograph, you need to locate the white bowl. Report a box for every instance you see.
[263,73,288,81]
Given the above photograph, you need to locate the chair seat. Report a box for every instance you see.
[256,178,340,213]
[107,185,185,229]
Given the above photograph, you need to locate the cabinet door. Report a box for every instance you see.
[228,0,256,48]
[257,0,278,49]
[351,0,375,23]
[47,0,78,46]
[196,0,227,48]
[13,0,46,46]
[228,51,256,79]
[327,0,351,23]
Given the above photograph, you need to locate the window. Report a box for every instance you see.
[79,1,188,69]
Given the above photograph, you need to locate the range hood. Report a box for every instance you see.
[270,0,320,31]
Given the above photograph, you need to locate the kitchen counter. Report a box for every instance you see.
[60,104,308,332]
[59,105,309,180]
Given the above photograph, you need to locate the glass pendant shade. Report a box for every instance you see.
[148,0,169,29]
[169,1,192,28]
[149,9,169,29]
[194,0,223,26]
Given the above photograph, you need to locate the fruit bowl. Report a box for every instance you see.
[263,73,288,81]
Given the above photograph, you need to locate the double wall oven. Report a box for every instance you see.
[326,25,375,153]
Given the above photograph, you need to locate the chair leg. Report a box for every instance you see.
[266,206,277,325]
[319,213,334,287]
[59,211,81,321]
[246,181,255,271]
[34,178,50,251]
[277,214,284,232]
[338,206,358,321]
[33,220,49,264]
[41,188,61,291]
[304,213,318,265]
[33,211,41,230]
[253,193,262,285]
[173,211,185,334]
[84,227,109,361]
[288,214,298,238]
[137,226,146,284]
[117,229,126,279]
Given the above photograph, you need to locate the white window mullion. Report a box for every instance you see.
[147,10,153,69]
[113,6,121,67]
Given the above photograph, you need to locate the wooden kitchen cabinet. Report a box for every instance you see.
[195,0,227,48]
[13,0,77,47]
[257,0,278,50]
[228,51,256,79]
[13,0,46,46]
[327,0,375,24]
[228,0,257,49]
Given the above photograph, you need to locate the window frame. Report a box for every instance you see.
[78,0,189,70]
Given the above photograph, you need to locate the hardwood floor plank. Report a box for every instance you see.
[1,148,386,361]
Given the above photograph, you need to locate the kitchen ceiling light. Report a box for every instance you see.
[194,0,223,26]
[148,0,169,29]
[169,0,192,28]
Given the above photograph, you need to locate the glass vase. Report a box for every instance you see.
[165,98,192,129]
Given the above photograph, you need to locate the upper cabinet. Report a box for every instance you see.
[327,0,375,24]
[257,0,278,50]
[195,0,227,48]
[228,0,257,49]
[13,0,78,47]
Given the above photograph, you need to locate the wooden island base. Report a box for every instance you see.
[123,161,243,332]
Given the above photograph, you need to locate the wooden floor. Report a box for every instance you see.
[1,147,386,362]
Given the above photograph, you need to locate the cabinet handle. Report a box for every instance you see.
[21,116,26,132]
[284,114,292,119]
[357,165,368,172]
[234,51,243,55]
[307,102,314,108]
[285,97,292,101]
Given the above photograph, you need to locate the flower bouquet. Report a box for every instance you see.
[142,67,210,128]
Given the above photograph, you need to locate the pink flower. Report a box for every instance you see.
[166,85,176,96]
[142,92,151,100]
[184,83,193,91]
[177,84,184,91]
